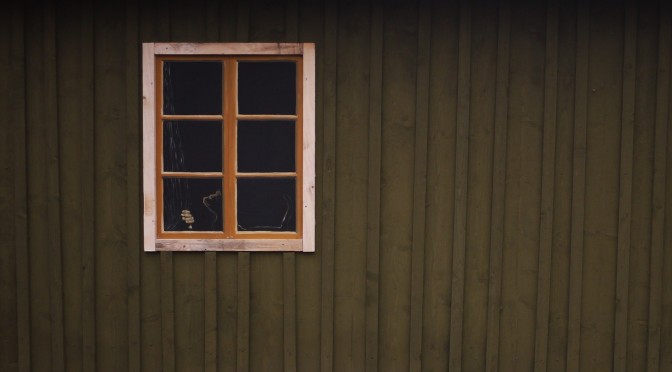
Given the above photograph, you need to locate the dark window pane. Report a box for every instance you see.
[238,120,295,172]
[163,121,223,172]
[237,178,296,232]
[238,61,296,115]
[163,61,222,115]
[163,178,223,232]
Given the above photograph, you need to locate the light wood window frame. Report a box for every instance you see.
[142,43,315,252]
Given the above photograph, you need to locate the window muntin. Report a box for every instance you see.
[142,43,315,252]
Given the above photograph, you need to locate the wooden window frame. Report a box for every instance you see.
[142,43,315,252]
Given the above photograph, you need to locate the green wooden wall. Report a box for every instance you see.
[2,0,672,371]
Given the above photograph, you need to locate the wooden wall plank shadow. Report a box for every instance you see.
[581,3,623,370]
[11,4,30,371]
[566,2,589,371]
[613,3,637,371]
[378,0,417,370]
[628,3,659,371]
[26,7,54,370]
[295,1,324,372]
[320,0,337,370]
[463,3,497,371]
[421,1,458,370]
[94,2,130,370]
[408,0,430,369]
[125,0,141,370]
[449,2,470,371]
[333,0,369,371]
[533,1,557,370]
[546,3,576,371]
[648,3,671,371]
[365,0,382,370]
[485,1,510,371]
[0,4,18,372]
[56,1,87,370]
[80,1,96,370]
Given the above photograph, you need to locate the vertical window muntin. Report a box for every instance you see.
[156,55,302,239]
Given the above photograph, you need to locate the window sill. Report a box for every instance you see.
[152,238,306,252]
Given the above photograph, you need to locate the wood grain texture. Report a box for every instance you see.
[648,3,671,371]
[533,2,558,371]
[320,0,337,371]
[8,3,29,372]
[449,2,471,370]
[365,1,383,371]
[485,2,510,371]
[566,3,589,371]
[613,3,637,371]
[409,0,430,370]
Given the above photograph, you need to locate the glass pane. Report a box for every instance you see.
[238,61,296,115]
[163,121,222,172]
[163,61,222,115]
[163,178,223,232]
[237,120,295,173]
[237,178,296,232]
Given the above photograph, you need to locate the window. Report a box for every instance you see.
[142,43,315,252]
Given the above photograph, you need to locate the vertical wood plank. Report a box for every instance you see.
[161,252,175,372]
[125,1,141,371]
[0,5,17,371]
[613,3,637,371]
[533,1,558,371]
[647,3,671,371]
[408,0,431,370]
[11,3,30,371]
[365,1,383,371]
[80,0,96,370]
[449,2,471,371]
[485,2,510,371]
[320,0,337,371]
[236,3,250,371]
[283,3,298,371]
[43,3,66,370]
[566,3,589,371]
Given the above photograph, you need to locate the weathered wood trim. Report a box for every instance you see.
[365,0,383,370]
[155,239,303,251]
[320,0,338,371]
[409,0,431,370]
[302,43,316,253]
[647,4,671,371]
[449,2,471,371]
[566,3,589,371]
[485,2,511,371]
[613,3,637,371]
[533,1,558,371]
[154,42,307,55]
[142,43,157,252]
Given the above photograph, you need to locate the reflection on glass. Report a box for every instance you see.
[163,121,222,172]
[237,120,295,173]
[238,61,296,115]
[237,178,296,232]
[163,178,223,232]
[163,61,222,115]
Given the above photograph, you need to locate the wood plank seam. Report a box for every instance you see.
[532,1,558,371]
[613,3,637,372]
[408,0,432,370]
[449,2,471,371]
[566,3,589,371]
[485,1,511,371]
